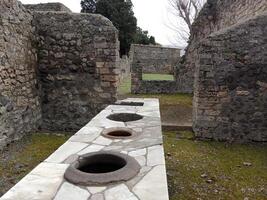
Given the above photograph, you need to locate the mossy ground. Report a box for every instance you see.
[0,133,70,196]
[164,131,267,200]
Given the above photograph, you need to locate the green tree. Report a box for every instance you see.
[81,0,137,55]
[81,0,97,13]
[133,27,157,45]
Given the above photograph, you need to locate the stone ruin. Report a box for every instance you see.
[0,0,120,149]
[190,0,267,142]
[0,0,266,152]
[130,44,181,94]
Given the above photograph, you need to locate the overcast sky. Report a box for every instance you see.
[20,0,183,47]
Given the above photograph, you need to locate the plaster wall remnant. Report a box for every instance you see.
[0,1,120,148]
[0,0,41,149]
[118,55,131,83]
[131,44,181,94]
[192,0,267,142]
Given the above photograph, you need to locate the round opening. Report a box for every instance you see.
[101,128,138,139]
[115,101,144,106]
[107,130,132,137]
[78,154,126,174]
[107,113,143,122]
[64,151,141,186]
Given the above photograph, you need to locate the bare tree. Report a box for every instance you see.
[168,0,206,45]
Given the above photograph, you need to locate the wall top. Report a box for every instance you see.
[23,2,72,12]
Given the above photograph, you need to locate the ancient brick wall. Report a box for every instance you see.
[131,44,180,74]
[24,3,71,12]
[0,0,41,148]
[177,0,267,93]
[193,11,267,141]
[131,44,180,94]
[33,12,120,131]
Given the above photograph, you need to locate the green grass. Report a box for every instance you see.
[0,133,70,195]
[142,73,174,81]
[118,76,193,107]
[164,131,267,200]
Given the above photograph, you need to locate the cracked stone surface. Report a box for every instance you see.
[1,98,169,200]
[54,182,91,200]
[105,184,138,200]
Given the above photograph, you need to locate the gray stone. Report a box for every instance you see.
[105,184,138,200]
[54,182,91,200]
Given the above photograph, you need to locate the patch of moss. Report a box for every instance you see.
[164,131,267,200]
[0,133,70,195]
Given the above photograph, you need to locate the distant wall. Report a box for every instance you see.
[177,0,267,94]
[131,44,180,94]
[0,0,41,148]
[33,12,120,131]
[24,3,71,12]
[131,44,180,74]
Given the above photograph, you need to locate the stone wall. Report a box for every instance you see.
[177,0,267,93]
[193,6,267,141]
[33,12,120,131]
[131,44,180,74]
[194,13,267,142]
[0,0,41,148]
[131,44,180,94]
[23,3,71,12]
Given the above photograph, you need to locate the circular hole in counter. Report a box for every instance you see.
[107,113,143,122]
[64,151,141,186]
[101,128,138,139]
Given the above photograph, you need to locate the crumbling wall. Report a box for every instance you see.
[0,0,41,148]
[192,0,267,142]
[193,13,267,142]
[177,0,267,93]
[131,44,180,94]
[33,12,120,131]
[23,3,71,12]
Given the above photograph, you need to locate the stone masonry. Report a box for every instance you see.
[131,44,180,74]
[0,1,120,148]
[131,44,180,94]
[33,12,120,131]
[0,0,41,149]
[177,0,267,94]
[192,1,267,142]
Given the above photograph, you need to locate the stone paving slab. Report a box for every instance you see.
[1,98,169,200]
